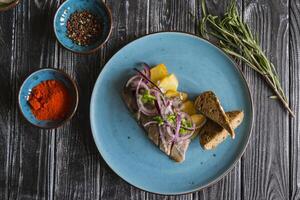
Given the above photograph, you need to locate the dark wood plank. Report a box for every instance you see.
[53,5,104,200]
[290,0,300,199]
[149,0,196,33]
[0,0,297,199]
[144,1,196,199]
[53,54,103,199]
[242,0,290,199]
[0,9,15,200]
[193,1,242,200]
[0,1,58,199]
[98,0,149,200]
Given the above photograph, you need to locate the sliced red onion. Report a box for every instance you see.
[173,113,195,142]
[153,91,163,115]
[143,121,158,127]
[126,64,151,88]
[165,125,175,138]
[135,79,157,116]
[137,95,157,116]
[141,62,150,69]
[152,89,172,118]
[164,120,175,129]
[179,112,195,130]
[163,114,194,144]
[135,80,144,119]
[141,63,151,78]
[174,114,182,138]
[126,67,195,143]
[152,88,167,105]
[135,78,150,97]
[125,75,140,88]
[135,78,142,99]
[165,100,174,115]
[134,68,163,94]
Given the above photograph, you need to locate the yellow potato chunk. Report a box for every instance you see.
[181,100,196,115]
[158,74,178,92]
[165,90,188,102]
[191,114,206,127]
[150,64,168,82]
[191,114,207,139]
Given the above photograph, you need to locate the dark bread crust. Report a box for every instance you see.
[200,111,244,149]
[195,91,235,138]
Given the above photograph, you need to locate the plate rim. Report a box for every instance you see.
[90,31,254,195]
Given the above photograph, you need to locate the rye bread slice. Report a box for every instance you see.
[195,91,235,138]
[200,111,244,150]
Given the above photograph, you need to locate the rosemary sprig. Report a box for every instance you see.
[199,0,294,117]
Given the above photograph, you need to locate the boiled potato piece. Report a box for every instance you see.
[165,90,188,102]
[150,64,168,82]
[181,100,196,115]
[158,74,178,92]
[191,114,206,127]
[165,90,177,97]
[191,114,207,139]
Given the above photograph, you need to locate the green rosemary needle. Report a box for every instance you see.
[199,0,294,117]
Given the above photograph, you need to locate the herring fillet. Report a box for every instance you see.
[122,87,190,162]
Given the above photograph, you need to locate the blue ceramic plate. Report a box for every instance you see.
[90,32,253,195]
[53,0,112,54]
[19,68,79,129]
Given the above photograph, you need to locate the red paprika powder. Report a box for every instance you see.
[28,80,71,121]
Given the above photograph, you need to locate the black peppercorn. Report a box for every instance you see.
[67,11,102,46]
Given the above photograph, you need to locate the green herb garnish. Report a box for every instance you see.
[181,118,192,128]
[179,119,193,135]
[153,116,164,126]
[179,128,188,134]
[141,90,156,104]
[167,114,176,123]
[199,0,294,117]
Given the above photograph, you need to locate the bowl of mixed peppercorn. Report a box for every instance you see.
[53,0,112,54]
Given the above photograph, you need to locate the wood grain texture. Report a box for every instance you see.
[0,0,298,199]
[193,1,242,200]
[242,0,290,199]
[149,0,195,33]
[53,0,103,198]
[0,10,14,200]
[100,0,148,200]
[0,1,58,199]
[53,53,103,199]
[290,0,300,199]
[146,1,195,199]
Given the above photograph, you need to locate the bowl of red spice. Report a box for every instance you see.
[18,68,79,129]
[53,0,112,54]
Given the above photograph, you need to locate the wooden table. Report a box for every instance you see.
[0,0,299,199]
